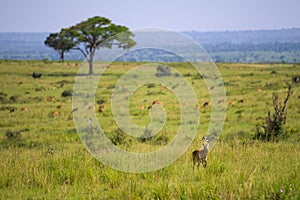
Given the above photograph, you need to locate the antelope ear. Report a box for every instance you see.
[202,136,205,141]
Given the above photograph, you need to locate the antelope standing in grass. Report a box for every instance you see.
[192,137,210,172]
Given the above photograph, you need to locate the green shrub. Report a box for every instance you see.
[61,90,73,97]
[253,85,292,141]
[9,95,21,103]
[155,65,171,77]
[0,96,7,104]
[0,106,15,111]
[96,99,106,104]
[0,92,8,104]
[5,130,22,140]
[139,128,152,143]
[153,134,169,145]
[110,128,127,145]
[147,83,156,88]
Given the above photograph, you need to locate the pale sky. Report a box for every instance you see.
[0,0,299,32]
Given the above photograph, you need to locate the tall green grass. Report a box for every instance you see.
[0,60,299,199]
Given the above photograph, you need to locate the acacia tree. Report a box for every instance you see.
[44,31,76,62]
[65,16,136,75]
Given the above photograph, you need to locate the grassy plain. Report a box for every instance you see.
[0,60,299,199]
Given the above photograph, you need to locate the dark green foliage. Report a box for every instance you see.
[67,128,77,134]
[174,72,180,77]
[183,73,192,77]
[0,92,8,104]
[147,83,156,88]
[292,75,300,83]
[32,72,42,78]
[270,70,277,74]
[9,95,20,103]
[44,31,77,62]
[96,99,106,104]
[65,16,136,75]
[0,96,7,104]
[139,128,152,143]
[0,106,16,112]
[155,65,171,77]
[61,90,73,97]
[106,85,115,89]
[138,128,169,145]
[153,135,169,145]
[1,129,41,149]
[254,85,292,141]
[0,92,7,97]
[42,58,52,64]
[110,128,127,145]
[5,130,22,140]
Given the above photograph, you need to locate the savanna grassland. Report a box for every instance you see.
[0,60,299,199]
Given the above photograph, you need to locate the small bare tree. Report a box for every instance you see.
[255,85,292,141]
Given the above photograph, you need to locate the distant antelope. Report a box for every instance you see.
[218,99,225,104]
[228,101,235,107]
[192,137,210,172]
[98,105,105,113]
[49,97,55,102]
[21,107,28,111]
[57,104,63,109]
[71,108,78,113]
[152,100,163,106]
[194,103,200,110]
[52,111,59,117]
[148,100,163,110]
[203,101,210,108]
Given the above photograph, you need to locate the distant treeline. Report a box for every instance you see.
[183,28,300,44]
[1,28,300,63]
[203,42,300,53]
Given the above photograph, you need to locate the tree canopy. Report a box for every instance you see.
[68,16,135,74]
[44,31,76,63]
[45,16,136,74]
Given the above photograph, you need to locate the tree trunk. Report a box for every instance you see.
[88,50,95,75]
[60,50,65,63]
[74,47,94,75]
[88,59,93,75]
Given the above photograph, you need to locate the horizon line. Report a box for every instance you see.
[0,27,299,34]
